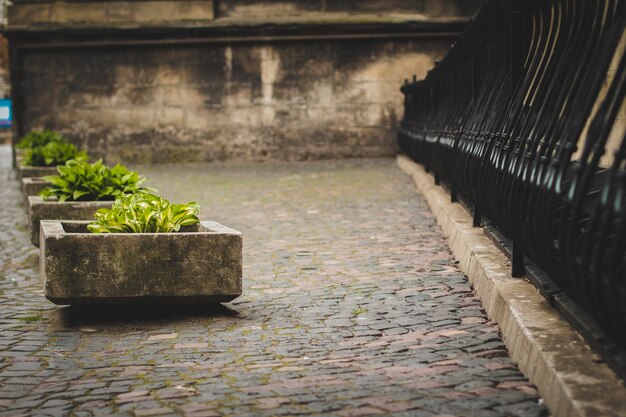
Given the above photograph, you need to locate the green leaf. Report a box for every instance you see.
[72,190,89,200]
[38,159,152,202]
[16,129,66,149]
[22,139,88,167]
[88,192,200,234]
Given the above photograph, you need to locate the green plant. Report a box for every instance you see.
[351,307,368,317]
[16,129,66,149]
[17,315,42,322]
[23,141,87,167]
[40,159,151,202]
[88,192,200,233]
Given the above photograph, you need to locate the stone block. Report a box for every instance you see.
[325,0,425,13]
[27,196,114,246]
[39,220,243,305]
[423,0,484,16]
[7,1,214,28]
[217,0,323,18]
[126,1,214,24]
[7,3,53,25]
[21,177,50,208]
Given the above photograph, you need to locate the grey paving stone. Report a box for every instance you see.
[0,146,546,416]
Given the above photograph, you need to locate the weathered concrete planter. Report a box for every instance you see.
[18,164,57,178]
[40,220,243,305]
[21,177,50,207]
[27,196,113,246]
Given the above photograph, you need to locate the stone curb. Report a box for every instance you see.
[397,154,626,417]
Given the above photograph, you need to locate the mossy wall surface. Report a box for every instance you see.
[8,0,480,163]
[20,40,451,163]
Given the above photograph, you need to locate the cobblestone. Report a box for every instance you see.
[0,145,547,416]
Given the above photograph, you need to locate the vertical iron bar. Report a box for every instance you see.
[510,2,525,92]
[508,0,526,276]
[473,206,482,227]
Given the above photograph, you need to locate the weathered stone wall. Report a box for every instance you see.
[216,0,483,17]
[7,1,215,28]
[21,40,449,163]
[7,0,480,163]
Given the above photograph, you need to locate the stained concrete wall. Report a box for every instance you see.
[7,0,480,163]
[22,40,447,163]
[216,0,483,17]
[7,1,215,28]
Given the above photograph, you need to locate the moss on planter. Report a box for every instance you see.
[40,220,243,305]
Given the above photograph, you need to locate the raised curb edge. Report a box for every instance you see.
[397,154,626,417]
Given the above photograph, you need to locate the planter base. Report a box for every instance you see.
[45,295,238,306]
[40,220,243,305]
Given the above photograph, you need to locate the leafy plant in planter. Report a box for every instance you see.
[16,129,66,149]
[40,159,151,202]
[23,140,87,167]
[88,192,200,233]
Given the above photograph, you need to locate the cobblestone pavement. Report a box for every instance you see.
[0,145,547,417]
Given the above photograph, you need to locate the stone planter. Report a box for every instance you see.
[39,220,243,305]
[27,196,113,246]
[21,177,50,207]
[18,164,57,179]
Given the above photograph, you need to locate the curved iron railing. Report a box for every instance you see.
[399,0,626,375]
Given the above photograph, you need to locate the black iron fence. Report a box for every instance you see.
[399,0,626,376]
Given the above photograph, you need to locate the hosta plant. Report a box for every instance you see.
[40,159,151,202]
[23,140,87,167]
[16,129,66,149]
[88,193,200,233]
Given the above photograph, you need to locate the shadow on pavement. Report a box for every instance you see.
[43,303,239,329]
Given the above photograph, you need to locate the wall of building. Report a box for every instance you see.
[216,0,483,17]
[20,40,447,163]
[6,0,480,163]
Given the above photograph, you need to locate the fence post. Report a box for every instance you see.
[471,53,482,226]
[509,0,527,277]
[450,186,458,203]
[512,240,525,278]
[510,1,526,91]
[472,207,482,227]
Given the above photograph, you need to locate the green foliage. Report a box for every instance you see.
[17,315,42,322]
[40,159,151,202]
[23,141,87,167]
[351,307,368,317]
[17,129,87,167]
[16,129,66,149]
[88,192,200,234]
